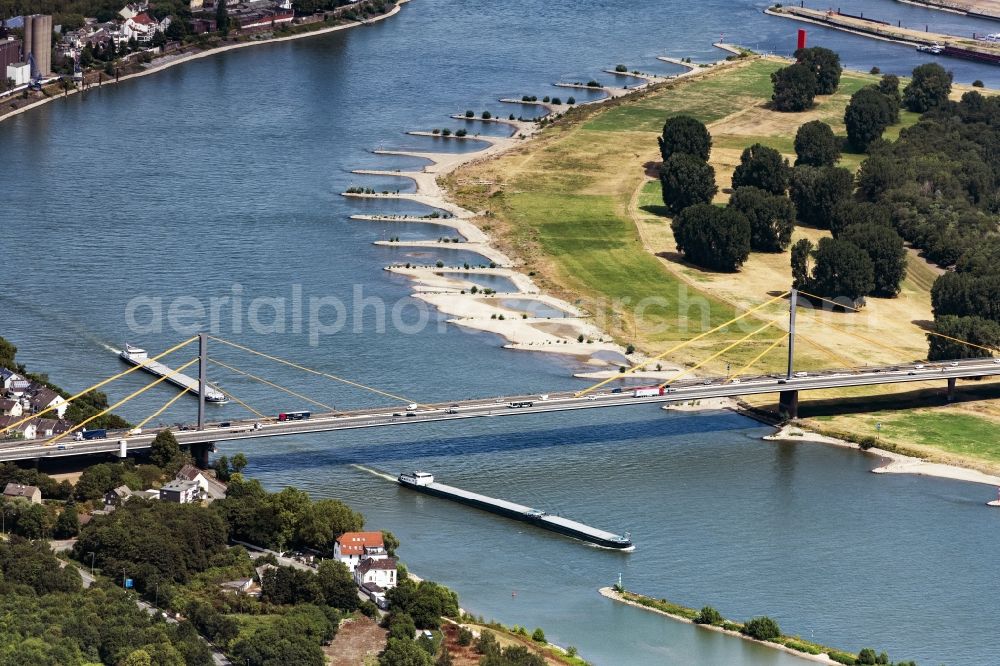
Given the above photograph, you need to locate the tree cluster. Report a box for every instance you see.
[73,498,228,591]
[848,76,1000,358]
[771,47,842,112]
[0,537,213,666]
[213,476,364,555]
[658,115,717,214]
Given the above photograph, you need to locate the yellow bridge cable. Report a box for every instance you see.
[797,289,999,356]
[208,358,341,415]
[730,332,790,380]
[208,337,420,406]
[48,357,200,446]
[1,335,199,436]
[135,389,189,430]
[213,385,271,421]
[578,291,790,396]
[656,321,779,389]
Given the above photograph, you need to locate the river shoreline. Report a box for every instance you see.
[598,587,842,665]
[0,0,410,126]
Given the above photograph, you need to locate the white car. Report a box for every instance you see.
[794,371,808,377]
[914,364,925,370]
[128,427,143,435]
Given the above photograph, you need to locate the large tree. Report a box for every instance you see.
[794,46,842,95]
[840,222,908,298]
[731,144,790,195]
[794,120,840,167]
[658,115,711,162]
[671,204,751,272]
[844,87,896,152]
[788,165,855,229]
[728,186,796,252]
[771,63,818,112]
[791,238,814,288]
[659,153,718,213]
[149,429,183,470]
[903,62,952,112]
[808,237,876,305]
[876,74,902,119]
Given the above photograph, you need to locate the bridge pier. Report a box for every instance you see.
[779,390,799,420]
[947,377,957,402]
[190,442,214,469]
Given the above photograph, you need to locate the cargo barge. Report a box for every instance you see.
[119,344,227,403]
[398,471,633,550]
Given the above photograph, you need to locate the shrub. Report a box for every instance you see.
[625,343,635,355]
[436,260,444,268]
[869,66,880,75]
[973,79,984,87]
[455,128,467,137]
[615,64,627,72]
[482,110,492,119]
[857,648,877,665]
[531,627,546,642]
[742,616,781,642]
[551,97,561,105]
[542,96,550,103]
[441,128,451,136]
[828,650,858,665]
[567,96,575,104]
[465,110,474,117]
[457,627,473,646]
[694,606,724,625]
[586,80,601,87]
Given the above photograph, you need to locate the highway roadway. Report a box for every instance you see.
[3,357,999,462]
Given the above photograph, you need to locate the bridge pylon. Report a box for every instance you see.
[786,288,798,379]
[197,333,207,430]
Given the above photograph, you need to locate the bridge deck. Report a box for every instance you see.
[3,359,998,462]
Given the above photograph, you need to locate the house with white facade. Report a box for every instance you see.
[354,556,398,597]
[28,387,68,418]
[175,464,227,502]
[334,531,389,572]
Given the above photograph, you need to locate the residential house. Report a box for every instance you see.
[123,13,159,43]
[0,399,22,417]
[220,578,256,595]
[29,387,68,418]
[175,464,227,502]
[0,368,21,390]
[6,379,31,397]
[3,482,41,504]
[354,556,398,592]
[159,479,200,503]
[334,531,389,572]
[29,418,72,438]
[0,416,36,440]
[118,2,149,20]
[104,485,133,508]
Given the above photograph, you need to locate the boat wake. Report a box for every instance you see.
[351,463,398,483]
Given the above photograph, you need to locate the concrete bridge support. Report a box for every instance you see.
[947,377,957,402]
[779,390,799,420]
[190,442,214,469]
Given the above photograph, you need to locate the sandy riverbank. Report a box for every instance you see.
[598,587,840,665]
[764,424,1000,490]
[351,49,733,367]
[0,0,409,125]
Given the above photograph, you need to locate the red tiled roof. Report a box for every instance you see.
[132,13,154,24]
[336,531,384,555]
[357,557,397,574]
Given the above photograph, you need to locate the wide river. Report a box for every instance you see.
[3,1,1000,663]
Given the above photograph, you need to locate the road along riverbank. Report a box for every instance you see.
[0,0,410,125]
